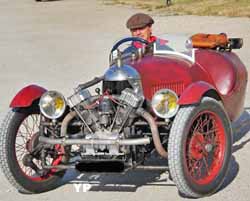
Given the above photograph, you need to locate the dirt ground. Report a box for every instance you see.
[0,0,250,200]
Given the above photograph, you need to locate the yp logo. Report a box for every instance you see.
[73,183,92,192]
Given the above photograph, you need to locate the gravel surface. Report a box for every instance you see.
[0,0,250,200]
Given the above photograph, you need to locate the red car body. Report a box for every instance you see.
[10,50,248,122]
[131,49,248,121]
[2,34,248,197]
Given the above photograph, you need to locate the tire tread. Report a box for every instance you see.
[168,97,232,198]
[0,110,31,193]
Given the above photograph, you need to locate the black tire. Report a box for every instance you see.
[168,97,232,198]
[0,109,66,194]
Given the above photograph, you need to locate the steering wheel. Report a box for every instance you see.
[110,37,149,53]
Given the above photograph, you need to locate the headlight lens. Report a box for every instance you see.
[152,89,179,119]
[39,91,66,119]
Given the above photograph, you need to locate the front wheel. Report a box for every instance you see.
[0,108,67,193]
[168,97,232,198]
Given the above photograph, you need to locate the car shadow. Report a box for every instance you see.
[58,108,250,193]
[36,0,63,3]
[60,154,175,192]
[232,108,250,148]
[220,108,250,190]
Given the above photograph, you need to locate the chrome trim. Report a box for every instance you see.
[104,65,140,81]
[39,91,66,119]
[39,136,150,146]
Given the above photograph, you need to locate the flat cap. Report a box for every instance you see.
[126,13,154,30]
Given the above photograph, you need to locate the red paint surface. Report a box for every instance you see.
[186,110,226,185]
[178,81,216,105]
[129,49,248,121]
[10,85,47,108]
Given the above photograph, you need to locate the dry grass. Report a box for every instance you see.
[102,0,250,17]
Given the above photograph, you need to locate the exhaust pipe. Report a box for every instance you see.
[136,108,168,158]
[40,110,150,146]
[61,111,77,137]
[43,108,167,158]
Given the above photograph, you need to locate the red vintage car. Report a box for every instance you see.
[0,33,247,197]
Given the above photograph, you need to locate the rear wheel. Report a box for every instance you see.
[168,97,232,198]
[0,108,67,193]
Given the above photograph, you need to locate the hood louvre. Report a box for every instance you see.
[151,82,184,97]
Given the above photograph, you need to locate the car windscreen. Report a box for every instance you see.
[153,34,195,63]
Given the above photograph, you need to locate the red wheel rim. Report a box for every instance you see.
[14,114,63,181]
[185,110,226,185]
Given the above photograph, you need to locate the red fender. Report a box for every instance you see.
[10,85,47,108]
[178,81,220,105]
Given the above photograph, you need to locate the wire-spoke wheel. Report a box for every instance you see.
[168,97,232,198]
[0,108,67,194]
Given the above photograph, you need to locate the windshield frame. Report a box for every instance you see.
[153,34,195,63]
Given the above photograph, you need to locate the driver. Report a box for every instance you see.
[126,13,156,48]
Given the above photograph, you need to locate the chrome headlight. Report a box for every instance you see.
[39,91,66,119]
[152,89,179,119]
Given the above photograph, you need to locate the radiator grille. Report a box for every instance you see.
[151,82,185,96]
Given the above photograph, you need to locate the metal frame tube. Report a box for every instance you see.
[39,136,150,146]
